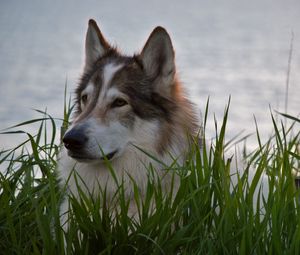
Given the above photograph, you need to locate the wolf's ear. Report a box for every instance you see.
[140,27,175,95]
[85,19,110,68]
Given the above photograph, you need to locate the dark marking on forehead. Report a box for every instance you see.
[76,50,119,93]
[110,62,177,121]
[73,49,177,129]
[74,50,131,116]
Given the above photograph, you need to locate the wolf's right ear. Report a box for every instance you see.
[85,19,110,69]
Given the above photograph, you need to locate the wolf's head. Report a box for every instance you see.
[63,20,197,162]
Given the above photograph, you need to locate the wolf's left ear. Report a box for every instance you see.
[85,19,110,69]
[140,27,175,96]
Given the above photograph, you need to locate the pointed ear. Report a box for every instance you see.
[140,27,176,95]
[85,19,110,68]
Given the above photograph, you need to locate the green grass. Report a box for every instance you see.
[0,99,300,255]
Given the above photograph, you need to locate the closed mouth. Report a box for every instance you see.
[68,150,118,161]
[100,150,117,160]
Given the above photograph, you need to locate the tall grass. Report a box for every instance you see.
[0,99,300,254]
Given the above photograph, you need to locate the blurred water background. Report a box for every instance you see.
[0,0,299,151]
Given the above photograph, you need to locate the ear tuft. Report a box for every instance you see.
[85,19,110,68]
[140,26,176,96]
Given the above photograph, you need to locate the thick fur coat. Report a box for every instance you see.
[57,19,200,225]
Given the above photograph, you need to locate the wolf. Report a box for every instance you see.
[57,19,200,225]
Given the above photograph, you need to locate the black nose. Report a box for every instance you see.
[63,129,88,151]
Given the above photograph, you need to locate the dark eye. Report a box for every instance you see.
[111,98,128,108]
[81,94,88,104]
